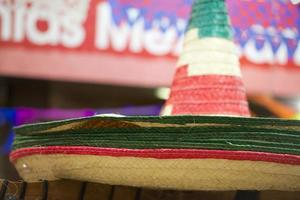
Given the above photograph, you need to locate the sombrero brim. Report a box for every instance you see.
[10,115,300,191]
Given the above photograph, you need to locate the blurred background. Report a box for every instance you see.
[0,0,300,181]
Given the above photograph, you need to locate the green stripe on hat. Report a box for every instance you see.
[188,0,232,39]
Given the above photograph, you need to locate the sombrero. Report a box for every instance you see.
[10,0,300,191]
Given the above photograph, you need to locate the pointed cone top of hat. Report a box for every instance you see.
[161,0,250,117]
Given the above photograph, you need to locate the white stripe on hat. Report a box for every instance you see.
[183,38,237,53]
[177,50,239,67]
[184,28,233,43]
[160,105,173,116]
[188,62,241,77]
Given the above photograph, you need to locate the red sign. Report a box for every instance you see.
[0,0,299,95]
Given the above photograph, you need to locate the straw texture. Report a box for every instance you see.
[11,115,300,190]
[12,115,300,156]
[11,115,300,157]
[9,0,300,191]
[162,0,250,116]
[12,153,300,191]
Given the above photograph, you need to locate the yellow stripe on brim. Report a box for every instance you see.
[14,154,300,191]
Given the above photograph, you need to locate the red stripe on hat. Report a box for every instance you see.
[166,66,250,116]
[172,74,245,90]
[170,102,250,116]
[173,65,188,80]
[168,88,248,103]
[10,146,300,165]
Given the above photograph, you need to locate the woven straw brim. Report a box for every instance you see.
[13,116,300,156]
[11,115,300,190]
[12,152,300,191]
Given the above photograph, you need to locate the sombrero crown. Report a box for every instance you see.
[10,0,300,191]
[162,0,250,116]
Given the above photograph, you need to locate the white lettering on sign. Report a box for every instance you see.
[0,0,90,47]
[26,8,60,45]
[294,41,300,65]
[95,2,184,56]
[0,4,11,41]
[241,24,299,66]
[0,0,185,56]
[291,0,300,4]
[0,0,298,66]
